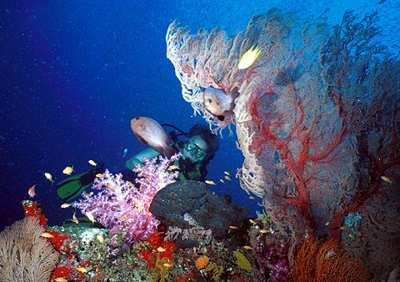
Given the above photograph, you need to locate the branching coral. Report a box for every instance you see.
[74,155,179,244]
[0,217,59,282]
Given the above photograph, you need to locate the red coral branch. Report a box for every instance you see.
[249,84,350,232]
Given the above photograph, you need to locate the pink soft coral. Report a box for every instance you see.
[74,155,179,244]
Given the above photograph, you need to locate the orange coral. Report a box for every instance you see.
[291,236,371,282]
[195,255,209,270]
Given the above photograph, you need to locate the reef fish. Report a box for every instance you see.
[41,232,54,238]
[130,116,176,157]
[27,184,36,198]
[238,45,261,70]
[60,203,71,209]
[62,166,74,175]
[54,278,68,282]
[88,160,97,166]
[203,87,233,116]
[122,148,128,158]
[381,175,393,184]
[72,212,79,224]
[44,172,54,183]
[76,267,88,273]
[205,180,216,185]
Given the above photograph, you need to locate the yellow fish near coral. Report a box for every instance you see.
[238,45,261,70]
[62,165,74,175]
[54,278,68,282]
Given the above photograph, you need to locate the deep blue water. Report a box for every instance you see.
[1,0,398,230]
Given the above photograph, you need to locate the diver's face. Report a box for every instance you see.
[182,135,208,163]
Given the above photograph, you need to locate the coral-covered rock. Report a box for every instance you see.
[149,180,247,238]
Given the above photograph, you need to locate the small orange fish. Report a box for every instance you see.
[27,184,36,198]
[259,229,268,234]
[54,278,68,282]
[242,245,253,250]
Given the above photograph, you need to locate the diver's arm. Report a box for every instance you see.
[125,147,161,170]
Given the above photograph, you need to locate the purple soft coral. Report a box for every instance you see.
[74,155,179,244]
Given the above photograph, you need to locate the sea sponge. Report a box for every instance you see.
[195,255,210,270]
[0,217,59,282]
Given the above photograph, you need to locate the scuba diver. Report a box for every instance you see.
[56,117,219,202]
[126,116,219,181]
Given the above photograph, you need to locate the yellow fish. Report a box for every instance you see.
[62,166,74,175]
[205,180,216,185]
[157,247,166,252]
[95,173,103,178]
[72,212,79,224]
[54,278,68,282]
[238,45,261,70]
[41,232,54,239]
[229,225,239,230]
[259,229,269,234]
[163,262,173,268]
[224,175,231,181]
[381,175,393,184]
[88,159,97,166]
[44,172,54,183]
[60,203,71,209]
[85,212,96,223]
[96,234,104,243]
[219,179,225,183]
[242,245,253,250]
[28,184,36,198]
[224,171,231,176]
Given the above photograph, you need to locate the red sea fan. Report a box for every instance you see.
[74,155,179,244]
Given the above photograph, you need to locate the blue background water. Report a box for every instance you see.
[1,0,398,230]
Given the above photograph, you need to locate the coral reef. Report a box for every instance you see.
[0,217,59,282]
[74,155,179,244]
[166,8,399,279]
